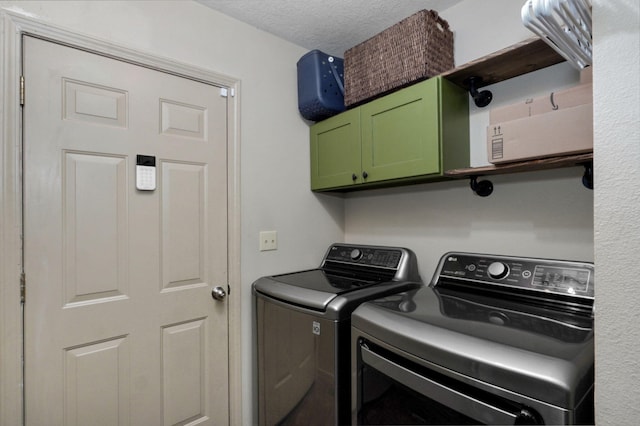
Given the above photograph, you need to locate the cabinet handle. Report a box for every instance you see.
[352,173,358,181]
[362,171,368,179]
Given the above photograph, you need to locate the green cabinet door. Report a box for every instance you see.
[310,108,361,190]
[360,78,441,183]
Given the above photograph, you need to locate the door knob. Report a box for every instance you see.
[211,286,227,301]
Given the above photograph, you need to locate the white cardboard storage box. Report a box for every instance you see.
[487,74,593,164]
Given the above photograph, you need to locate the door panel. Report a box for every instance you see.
[64,152,129,305]
[64,337,130,426]
[162,319,207,426]
[161,162,206,288]
[23,35,229,426]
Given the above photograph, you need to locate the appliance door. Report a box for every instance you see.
[354,338,549,425]
[257,294,346,426]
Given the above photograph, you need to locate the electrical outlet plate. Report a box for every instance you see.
[259,231,277,251]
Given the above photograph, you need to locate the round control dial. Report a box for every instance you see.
[487,261,509,279]
[350,249,363,261]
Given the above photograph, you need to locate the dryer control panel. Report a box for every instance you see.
[434,252,594,299]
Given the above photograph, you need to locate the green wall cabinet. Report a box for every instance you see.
[310,76,469,191]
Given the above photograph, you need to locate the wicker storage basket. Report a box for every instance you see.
[344,9,454,107]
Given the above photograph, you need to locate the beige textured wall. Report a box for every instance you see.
[593,0,640,423]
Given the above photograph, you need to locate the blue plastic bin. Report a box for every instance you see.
[297,50,346,121]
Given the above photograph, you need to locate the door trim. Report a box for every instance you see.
[0,10,242,426]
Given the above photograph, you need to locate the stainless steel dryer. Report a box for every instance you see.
[352,252,594,425]
[253,243,421,426]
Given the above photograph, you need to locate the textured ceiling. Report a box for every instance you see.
[195,0,464,57]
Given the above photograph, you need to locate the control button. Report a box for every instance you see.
[487,262,509,279]
[350,249,363,261]
[466,264,476,272]
[522,270,532,279]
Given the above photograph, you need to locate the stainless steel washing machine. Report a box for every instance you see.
[352,252,594,425]
[253,243,422,426]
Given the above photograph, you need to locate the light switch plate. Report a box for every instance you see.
[259,231,277,251]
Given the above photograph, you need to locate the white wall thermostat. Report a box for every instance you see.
[136,154,156,191]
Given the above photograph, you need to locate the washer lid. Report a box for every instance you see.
[253,269,385,311]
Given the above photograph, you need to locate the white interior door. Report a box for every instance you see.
[23,35,229,426]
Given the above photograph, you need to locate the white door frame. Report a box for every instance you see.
[0,10,243,426]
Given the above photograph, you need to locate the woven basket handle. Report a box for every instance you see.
[429,10,450,31]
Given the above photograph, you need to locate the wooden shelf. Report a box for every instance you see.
[445,153,593,197]
[438,38,591,195]
[445,152,593,178]
[441,37,565,89]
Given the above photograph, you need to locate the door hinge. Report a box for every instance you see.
[20,75,25,106]
[20,273,26,303]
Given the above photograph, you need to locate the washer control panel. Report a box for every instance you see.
[436,253,594,298]
[324,244,403,269]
